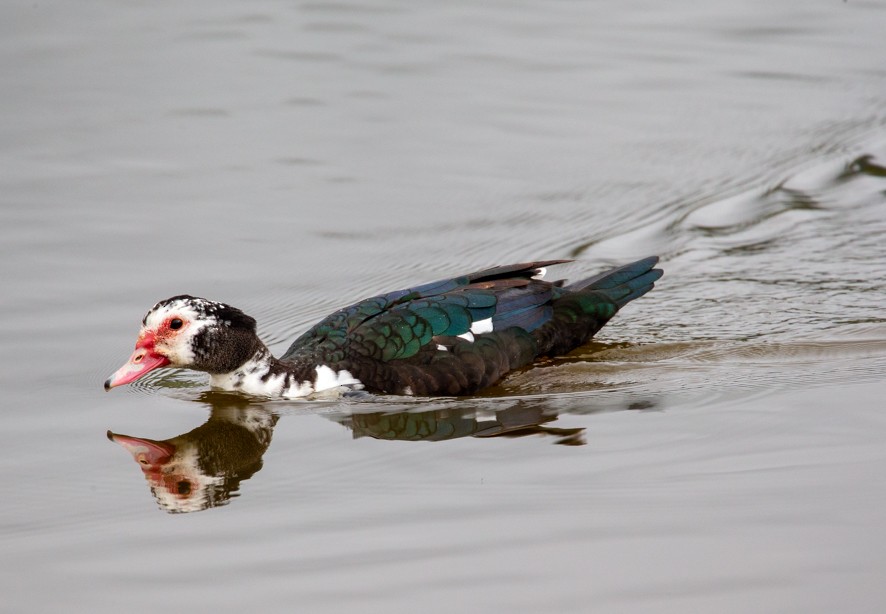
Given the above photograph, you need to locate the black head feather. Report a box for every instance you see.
[144,295,262,373]
[146,295,257,333]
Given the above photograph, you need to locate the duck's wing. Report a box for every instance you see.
[280,260,567,365]
[280,257,661,396]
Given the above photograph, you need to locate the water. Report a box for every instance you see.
[2,1,886,612]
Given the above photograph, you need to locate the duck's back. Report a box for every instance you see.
[280,257,662,396]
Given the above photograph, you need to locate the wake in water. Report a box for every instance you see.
[555,137,886,404]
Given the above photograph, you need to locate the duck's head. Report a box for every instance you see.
[104,295,261,390]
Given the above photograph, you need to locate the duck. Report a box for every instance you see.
[104,257,662,398]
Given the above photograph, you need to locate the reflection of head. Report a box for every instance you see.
[109,406,276,514]
[145,445,264,514]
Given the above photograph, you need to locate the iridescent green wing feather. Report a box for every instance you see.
[280,261,563,364]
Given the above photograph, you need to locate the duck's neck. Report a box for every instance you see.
[208,347,362,398]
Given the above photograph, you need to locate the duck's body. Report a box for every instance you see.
[105,257,662,398]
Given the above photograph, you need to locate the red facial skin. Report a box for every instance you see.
[104,317,186,390]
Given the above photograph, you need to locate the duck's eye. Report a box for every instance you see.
[170,318,183,330]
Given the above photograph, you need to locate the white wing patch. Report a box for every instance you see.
[470,317,494,335]
[436,344,449,352]
[532,267,547,280]
[453,318,493,344]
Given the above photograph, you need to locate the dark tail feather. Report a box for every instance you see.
[567,256,663,308]
[530,257,662,358]
[468,259,572,283]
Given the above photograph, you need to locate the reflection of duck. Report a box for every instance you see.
[110,393,658,512]
[336,401,587,446]
[105,258,662,398]
[108,395,276,513]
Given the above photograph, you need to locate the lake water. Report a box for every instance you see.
[2,1,886,612]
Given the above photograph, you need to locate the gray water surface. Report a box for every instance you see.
[2,1,886,612]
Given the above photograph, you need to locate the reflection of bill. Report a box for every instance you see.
[109,405,276,514]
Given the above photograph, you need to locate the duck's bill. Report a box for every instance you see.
[104,349,170,390]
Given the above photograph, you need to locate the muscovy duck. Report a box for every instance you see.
[105,257,662,397]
